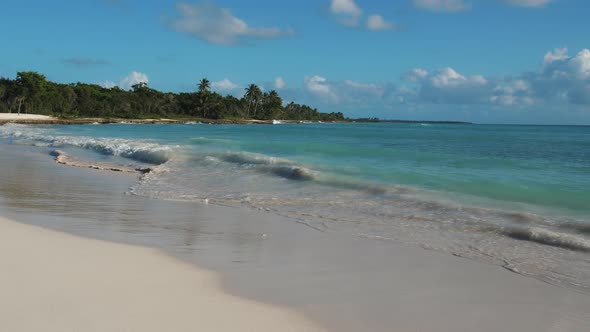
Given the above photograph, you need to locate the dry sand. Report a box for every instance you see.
[0,216,326,332]
[0,113,55,121]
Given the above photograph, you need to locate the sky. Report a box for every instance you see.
[1,0,589,124]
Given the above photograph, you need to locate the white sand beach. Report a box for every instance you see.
[1,136,589,332]
[0,113,55,121]
[0,216,326,332]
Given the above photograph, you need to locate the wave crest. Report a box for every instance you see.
[501,227,590,252]
[0,124,173,164]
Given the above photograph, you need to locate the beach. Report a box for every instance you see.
[1,140,589,331]
[0,216,326,332]
[0,113,56,120]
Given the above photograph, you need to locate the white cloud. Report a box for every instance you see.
[304,75,339,103]
[431,67,487,87]
[119,71,149,90]
[413,67,491,104]
[99,80,116,89]
[211,78,237,91]
[366,15,395,31]
[530,48,590,105]
[491,79,534,106]
[168,3,293,45]
[544,48,569,66]
[274,77,286,89]
[569,49,590,79]
[403,68,429,82]
[502,0,552,7]
[413,0,470,12]
[330,0,362,26]
[397,48,590,107]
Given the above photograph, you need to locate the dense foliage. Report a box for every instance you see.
[0,72,345,121]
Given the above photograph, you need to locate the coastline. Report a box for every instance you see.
[0,113,472,125]
[0,113,327,125]
[1,143,589,331]
[0,215,326,332]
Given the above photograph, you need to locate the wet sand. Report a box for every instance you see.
[1,144,589,331]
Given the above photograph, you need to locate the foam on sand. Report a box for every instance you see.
[0,216,327,332]
[0,123,174,164]
[50,149,153,174]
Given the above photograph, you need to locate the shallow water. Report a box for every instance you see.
[2,145,590,332]
[0,122,589,291]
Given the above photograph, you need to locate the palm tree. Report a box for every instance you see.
[197,78,212,117]
[244,84,261,118]
[268,90,279,99]
[198,78,210,93]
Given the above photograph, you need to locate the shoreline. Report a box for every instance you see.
[0,215,327,332]
[1,136,589,331]
[0,113,473,125]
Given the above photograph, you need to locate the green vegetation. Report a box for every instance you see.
[0,72,345,121]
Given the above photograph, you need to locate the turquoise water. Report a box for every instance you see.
[28,122,590,213]
[1,122,589,289]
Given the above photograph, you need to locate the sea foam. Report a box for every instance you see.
[0,124,174,165]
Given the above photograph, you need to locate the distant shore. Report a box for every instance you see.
[0,113,325,125]
[0,113,472,125]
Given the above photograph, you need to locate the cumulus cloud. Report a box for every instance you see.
[404,67,492,104]
[543,48,569,66]
[274,77,286,89]
[527,48,590,105]
[289,75,398,108]
[211,78,238,91]
[401,66,523,105]
[569,49,590,79]
[413,0,471,12]
[99,81,117,89]
[278,49,589,122]
[397,48,590,107]
[330,0,362,27]
[304,75,339,103]
[502,0,552,7]
[490,79,534,106]
[168,3,293,45]
[329,1,397,32]
[119,71,149,90]
[366,15,395,31]
[403,68,429,82]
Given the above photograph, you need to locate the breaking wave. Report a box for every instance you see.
[218,151,294,166]
[500,227,590,252]
[0,124,173,164]
[198,151,389,191]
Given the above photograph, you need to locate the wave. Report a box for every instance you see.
[218,152,295,166]
[266,165,315,181]
[500,227,590,252]
[198,151,389,193]
[0,124,173,164]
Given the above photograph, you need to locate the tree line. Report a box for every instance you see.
[0,72,345,121]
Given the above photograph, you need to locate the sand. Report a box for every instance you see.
[1,144,590,331]
[0,113,55,121]
[0,216,326,332]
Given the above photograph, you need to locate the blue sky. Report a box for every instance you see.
[1,0,589,124]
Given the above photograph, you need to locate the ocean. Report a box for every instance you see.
[1,122,589,291]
